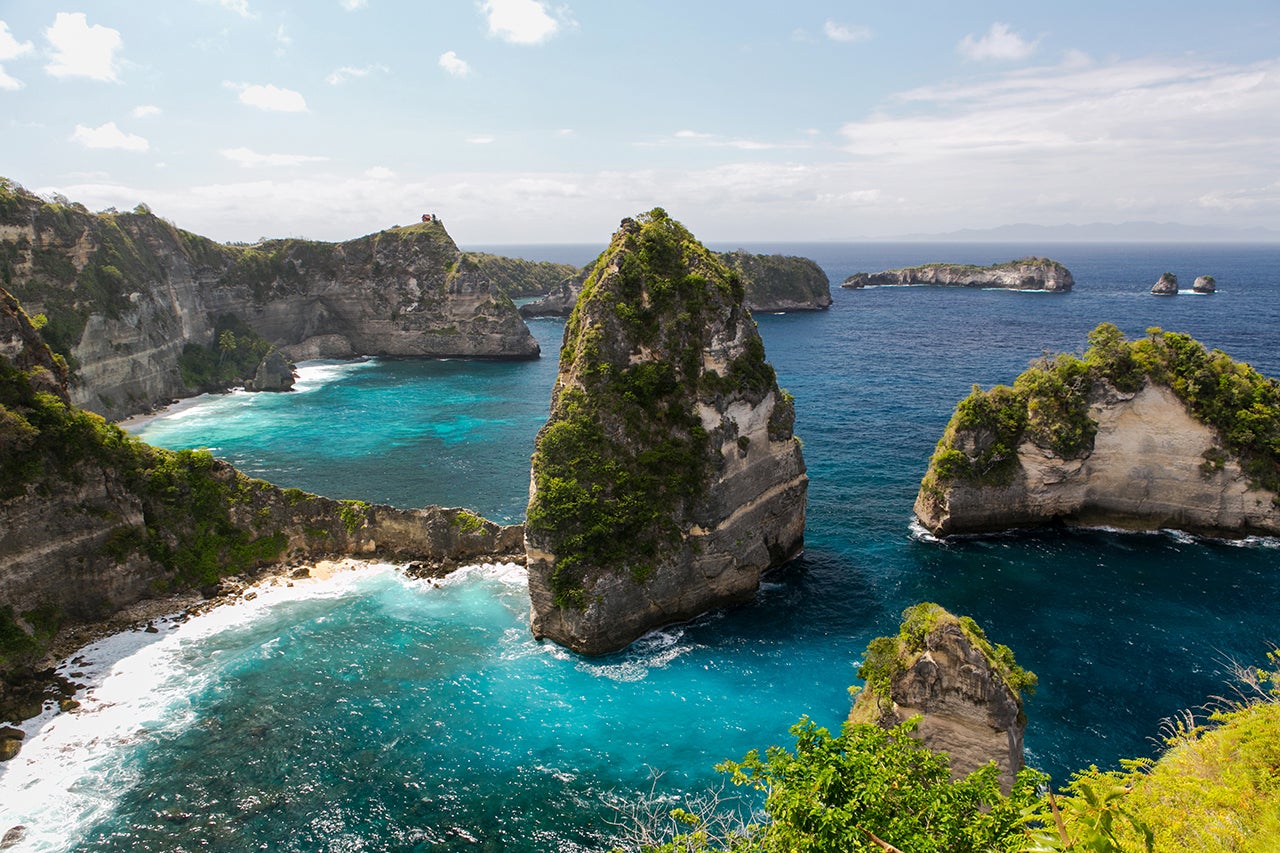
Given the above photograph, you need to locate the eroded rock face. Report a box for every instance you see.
[0,290,523,678]
[851,613,1027,792]
[1193,275,1217,294]
[525,210,807,655]
[0,186,538,420]
[1152,272,1179,295]
[519,271,589,318]
[244,349,295,392]
[843,258,1073,292]
[916,381,1280,537]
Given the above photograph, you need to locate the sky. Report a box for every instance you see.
[2,1,1279,245]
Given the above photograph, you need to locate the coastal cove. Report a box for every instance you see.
[5,242,1280,851]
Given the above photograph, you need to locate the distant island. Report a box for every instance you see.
[843,258,1074,292]
[520,249,831,319]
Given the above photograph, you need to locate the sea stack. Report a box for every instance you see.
[524,209,808,655]
[1193,275,1217,294]
[914,323,1280,538]
[850,603,1034,793]
[1152,272,1179,295]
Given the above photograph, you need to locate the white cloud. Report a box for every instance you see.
[132,104,161,118]
[365,166,395,179]
[340,0,368,9]
[958,22,1038,62]
[467,135,495,144]
[208,0,256,18]
[480,0,563,45]
[325,64,386,85]
[835,56,1280,229]
[231,82,308,112]
[220,147,328,167]
[275,25,292,52]
[44,13,122,82]
[0,21,33,87]
[823,20,871,44]
[71,122,149,152]
[439,51,471,77]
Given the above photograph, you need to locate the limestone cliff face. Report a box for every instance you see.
[850,604,1031,792]
[917,382,1280,537]
[915,325,1280,538]
[518,250,831,318]
[843,258,1073,292]
[525,210,807,655]
[0,290,522,677]
[0,182,538,420]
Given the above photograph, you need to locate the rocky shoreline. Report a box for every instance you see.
[0,556,521,761]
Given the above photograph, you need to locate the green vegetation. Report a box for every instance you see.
[0,181,234,363]
[0,317,289,607]
[177,313,273,391]
[904,257,1070,274]
[338,499,370,534]
[527,208,768,607]
[924,323,1280,495]
[855,603,1037,722]
[463,252,580,298]
[617,609,1280,853]
[451,509,487,534]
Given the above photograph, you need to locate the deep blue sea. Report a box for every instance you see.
[3,243,1279,851]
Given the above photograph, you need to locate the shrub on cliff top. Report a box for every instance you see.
[925,323,1280,496]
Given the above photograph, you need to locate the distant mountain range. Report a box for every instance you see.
[892,221,1280,243]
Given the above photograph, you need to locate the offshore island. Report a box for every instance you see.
[843,257,1074,292]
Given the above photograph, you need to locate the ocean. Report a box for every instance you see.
[3,242,1278,851]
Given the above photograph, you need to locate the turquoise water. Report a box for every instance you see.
[4,243,1279,850]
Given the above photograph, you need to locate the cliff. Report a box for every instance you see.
[916,323,1280,537]
[524,209,808,655]
[0,178,539,420]
[517,250,831,318]
[0,289,522,684]
[719,250,832,311]
[843,257,1074,292]
[850,603,1035,792]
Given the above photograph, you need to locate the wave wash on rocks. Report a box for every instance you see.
[524,209,808,655]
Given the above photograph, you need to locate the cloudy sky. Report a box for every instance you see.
[2,1,1278,244]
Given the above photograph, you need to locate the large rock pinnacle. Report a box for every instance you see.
[524,209,807,655]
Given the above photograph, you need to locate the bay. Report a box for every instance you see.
[5,242,1278,851]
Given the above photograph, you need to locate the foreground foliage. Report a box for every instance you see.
[617,644,1280,853]
[924,323,1280,494]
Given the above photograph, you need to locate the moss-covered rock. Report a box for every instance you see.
[850,603,1036,792]
[525,209,807,655]
[917,323,1280,536]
